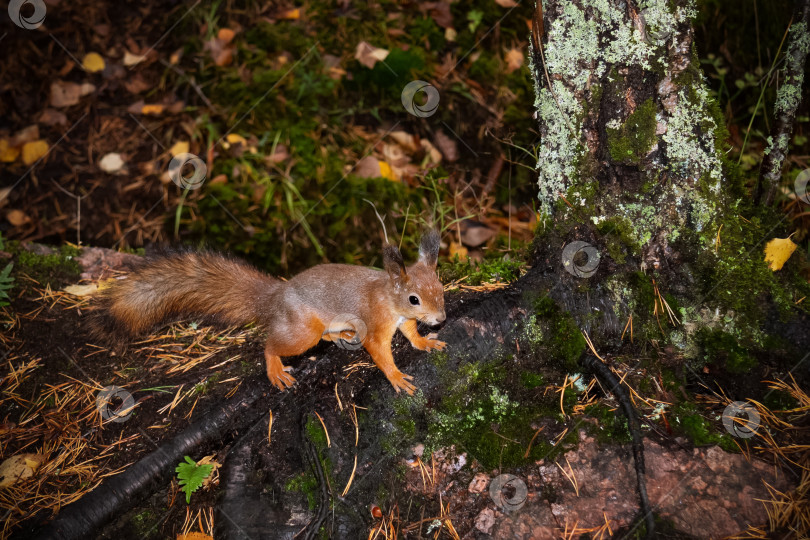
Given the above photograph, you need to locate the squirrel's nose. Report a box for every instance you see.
[437,312,446,323]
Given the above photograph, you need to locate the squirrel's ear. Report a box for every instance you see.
[383,244,408,284]
[418,230,440,269]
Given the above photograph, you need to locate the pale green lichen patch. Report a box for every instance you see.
[762,21,809,162]
[661,85,724,187]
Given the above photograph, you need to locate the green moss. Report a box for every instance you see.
[585,403,633,444]
[606,98,658,164]
[531,296,587,369]
[305,415,329,449]
[128,509,159,537]
[438,253,525,285]
[520,371,545,389]
[285,471,320,510]
[13,245,81,289]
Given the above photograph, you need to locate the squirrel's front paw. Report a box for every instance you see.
[387,371,416,395]
[421,333,447,352]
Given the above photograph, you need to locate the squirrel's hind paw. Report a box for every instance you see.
[266,359,296,391]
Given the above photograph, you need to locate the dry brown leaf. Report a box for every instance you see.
[123,50,147,67]
[0,454,46,488]
[495,0,518,6]
[6,209,31,227]
[38,108,68,126]
[355,41,389,69]
[504,48,524,73]
[50,80,96,108]
[206,29,237,67]
[433,130,459,162]
[63,283,98,296]
[10,125,39,147]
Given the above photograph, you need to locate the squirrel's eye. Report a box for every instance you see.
[408,295,420,306]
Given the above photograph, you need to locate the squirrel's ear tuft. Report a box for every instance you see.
[418,230,440,269]
[383,244,407,284]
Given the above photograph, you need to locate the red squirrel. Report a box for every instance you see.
[91,231,447,394]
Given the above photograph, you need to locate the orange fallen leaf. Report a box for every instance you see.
[504,48,524,73]
[279,8,301,20]
[6,209,31,226]
[0,140,20,163]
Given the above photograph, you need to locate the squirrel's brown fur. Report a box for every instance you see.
[90,232,446,394]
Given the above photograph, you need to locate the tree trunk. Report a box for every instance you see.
[522,0,810,366]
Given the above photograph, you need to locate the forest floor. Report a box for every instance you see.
[1,0,810,539]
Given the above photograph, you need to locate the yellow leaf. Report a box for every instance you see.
[449,241,468,260]
[764,236,798,271]
[169,141,190,156]
[279,8,301,19]
[378,160,397,181]
[225,134,247,145]
[0,139,20,163]
[63,283,99,297]
[21,140,49,165]
[176,534,213,540]
[141,104,164,115]
[82,52,106,73]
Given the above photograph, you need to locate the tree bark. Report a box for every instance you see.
[523,0,810,364]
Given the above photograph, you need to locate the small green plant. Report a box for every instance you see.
[0,262,14,307]
[175,456,213,503]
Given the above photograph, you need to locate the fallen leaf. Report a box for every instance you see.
[82,52,105,72]
[63,283,98,296]
[10,125,39,147]
[764,236,798,271]
[176,533,213,540]
[355,41,389,69]
[278,8,301,20]
[378,160,397,181]
[210,174,228,185]
[124,73,152,94]
[0,187,12,208]
[50,81,96,108]
[218,28,236,43]
[21,140,49,165]
[225,134,247,146]
[6,209,30,227]
[169,141,190,156]
[420,139,443,165]
[449,241,468,259]
[205,29,237,67]
[461,224,496,248]
[0,454,46,488]
[495,0,518,6]
[128,101,165,115]
[99,153,125,173]
[38,109,68,126]
[0,140,20,163]
[123,50,147,67]
[504,48,524,73]
[354,156,384,179]
[433,130,459,162]
[428,2,453,29]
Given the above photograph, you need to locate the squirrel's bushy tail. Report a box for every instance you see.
[89,250,279,344]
